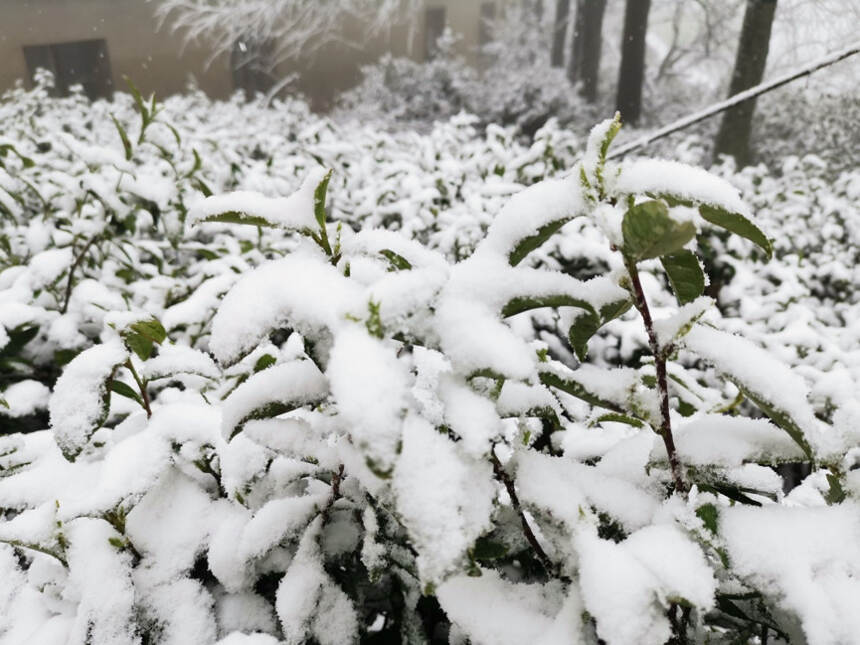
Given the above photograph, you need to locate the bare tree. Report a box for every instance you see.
[713,0,779,165]
[615,0,653,124]
[568,0,607,103]
[550,0,571,68]
[154,0,420,93]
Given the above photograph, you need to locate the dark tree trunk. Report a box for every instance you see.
[713,0,778,167]
[551,0,571,68]
[615,0,653,124]
[568,0,607,103]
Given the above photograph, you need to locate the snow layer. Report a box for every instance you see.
[189,167,328,231]
[721,503,860,645]
[392,414,495,582]
[49,339,129,459]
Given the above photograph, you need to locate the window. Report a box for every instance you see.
[23,39,113,100]
[424,7,447,61]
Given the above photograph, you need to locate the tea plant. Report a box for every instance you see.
[1,110,857,645]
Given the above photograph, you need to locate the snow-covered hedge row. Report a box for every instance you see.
[0,80,858,644]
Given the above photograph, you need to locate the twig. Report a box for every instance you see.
[321,464,345,523]
[124,359,152,418]
[608,40,860,160]
[490,451,557,575]
[60,234,101,314]
[625,261,686,493]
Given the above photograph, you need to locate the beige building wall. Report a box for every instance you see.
[0,0,498,109]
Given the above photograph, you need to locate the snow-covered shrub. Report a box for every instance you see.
[1,109,858,645]
[753,90,860,175]
[337,25,589,136]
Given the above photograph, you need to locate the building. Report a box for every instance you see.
[0,0,499,109]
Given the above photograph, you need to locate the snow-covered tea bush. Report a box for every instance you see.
[0,75,859,644]
[337,27,588,136]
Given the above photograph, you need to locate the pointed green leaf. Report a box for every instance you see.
[313,169,334,230]
[591,413,644,429]
[661,250,705,305]
[539,371,624,413]
[501,294,594,319]
[622,200,696,262]
[110,115,133,161]
[508,218,573,267]
[695,503,719,534]
[379,249,413,272]
[568,298,631,362]
[110,380,144,407]
[569,311,601,362]
[732,382,814,460]
[699,204,772,260]
[193,210,274,228]
[123,76,148,121]
[120,317,167,361]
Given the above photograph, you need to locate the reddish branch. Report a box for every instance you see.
[626,261,687,493]
[490,451,557,575]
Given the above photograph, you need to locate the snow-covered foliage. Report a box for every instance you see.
[0,78,858,644]
[338,20,589,135]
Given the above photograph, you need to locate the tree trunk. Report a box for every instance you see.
[713,0,778,166]
[615,0,652,125]
[568,0,607,103]
[551,0,571,68]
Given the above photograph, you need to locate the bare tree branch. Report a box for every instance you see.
[608,40,860,160]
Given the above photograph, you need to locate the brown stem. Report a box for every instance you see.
[625,261,687,493]
[124,359,152,418]
[61,234,101,315]
[490,451,557,576]
[321,464,345,523]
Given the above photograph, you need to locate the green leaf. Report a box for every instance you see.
[599,113,623,164]
[622,200,696,262]
[825,472,846,505]
[110,115,133,161]
[229,401,297,440]
[253,354,277,373]
[568,298,631,362]
[110,380,143,407]
[539,371,624,413]
[195,211,275,228]
[695,503,719,534]
[697,482,763,507]
[379,249,412,271]
[508,218,573,267]
[472,537,508,561]
[568,311,600,362]
[123,76,148,122]
[501,294,594,319]
[120,317,167,361]
[366,301,384,339]
[0,144,35,168]
[591,413,644,429]
[313,169,334,231]
[661,250,705,305]
[699,204,772,260]
[0,398,7,410]
[0,324,39,358]
[732,382,813,460]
